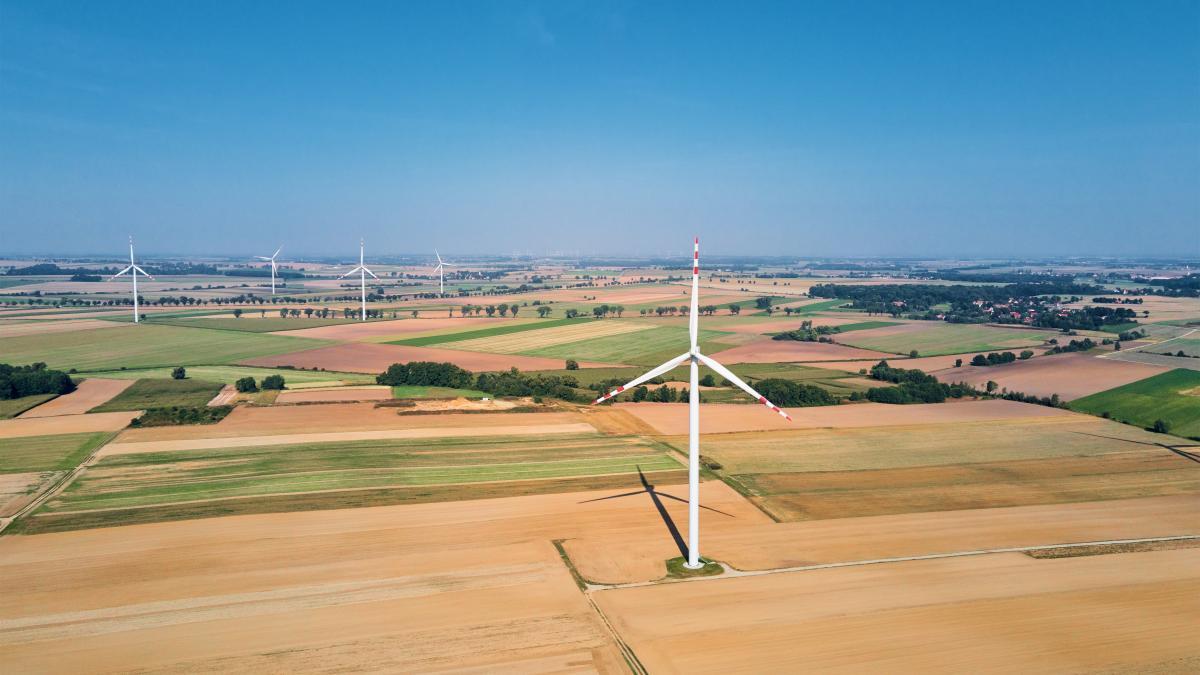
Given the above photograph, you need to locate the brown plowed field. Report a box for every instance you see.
[617,399,1073,435]
[711,337,890,363]
[932,351,1169,400]
[240,342,619,373]
[0,319,118,338]
[593,547,1200,673]
[19,379,133,418]
[0,412,138,439]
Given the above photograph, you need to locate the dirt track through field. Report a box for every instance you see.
[19,379,134,418]
[99,423,600,456]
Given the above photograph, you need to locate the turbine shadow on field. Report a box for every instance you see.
[579,467,734,560]
[1069,431,1200,464]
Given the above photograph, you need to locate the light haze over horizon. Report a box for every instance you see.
[1,1,1197,259]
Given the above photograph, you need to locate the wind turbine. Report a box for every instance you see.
[255,246,283,295]
[109,236,154,324]
[433,249,454,296]
[340,238,378,321]
[593,238,792,569]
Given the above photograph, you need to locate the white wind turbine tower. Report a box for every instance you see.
[433,249,455,296]
[340,238,378,321]
[593,237,792,569]
[254,246,283,295]
[109,236,154,324]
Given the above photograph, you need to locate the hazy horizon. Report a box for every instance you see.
[2,1,1198,258]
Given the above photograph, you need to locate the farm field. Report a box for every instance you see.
[437,319,648,353]
[0,432,114,518]
[389,317,583,346]
[521,324,730,367]
[22,432,684,533]
[592,547,1200,673]
[18,378,133,417]
[687,336,888,363]
[0,318,117,338]
[90,378,224,412]
[274,385,393,403]
[0,394,57,419]
[0,411,140,439]
[240,341,612,373]
[836,322,1047,356]
[389,385,489,399]
[1105,349,1200,371]
[0,323,330,372]
[1070,368,1200,438]
[152,316,363,332]
[933,351,1169,400]
[82,364,373,387]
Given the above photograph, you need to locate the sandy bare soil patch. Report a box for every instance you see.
[617,398,1073,435]
[0,482,760,673]
[594,547,1200,673]
[114,403,588,441]
[271,317,526,341]
[399,397,521,412]
[0,319,119,338]
[19,379,134,418]
[206,385,238,406]
[274,385,392,404]
[933,352,1169,400]
[99,422,598,456]
[241,342,618,373]
[0,412,137,440]
[710,337,890,363]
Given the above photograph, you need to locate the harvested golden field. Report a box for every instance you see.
[240,341,616,373]
[711,337,889,363]
[593,547,1200,673]
[618,399,1071,435]
[18,379,134,417]
[934,351,1169,400]
[273,385,392,403]
[0,483,761,672]
[0,319,118,338]
[0,412,138,439]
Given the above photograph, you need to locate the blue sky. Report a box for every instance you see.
[1,1,1197,258]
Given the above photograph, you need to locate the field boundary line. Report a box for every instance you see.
[587,534,1200,591]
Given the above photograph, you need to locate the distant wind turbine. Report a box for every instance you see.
[592,238,791,569]
[433,249,455,296]
[109,236,154,324]
[340,238,378,321]
[254,246,283,295]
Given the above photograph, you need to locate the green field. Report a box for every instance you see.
[1135,336,1200,358]
[1070,369,1200,439]
[787,299,849,315]
[0,393,57,419]
[0,323,330,372]
[84,365,373,387]
[24,433,684,531]
[389,317,581,346]
[391,385,489,399]
[525,325,730,366]
[149,317,361,332]
[91,378,225,411]
[0,432,114,473]
[835,321,901,332]
[838,323,1046,356]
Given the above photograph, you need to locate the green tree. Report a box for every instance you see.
[986,380,998,393]
[729,304,741,315]
[235,377,258,393]
[954,358,963,367]
[971,354,988,366]
[171,366,186,380]
[261,374,286,390]
[909,350,919,358]
[1152,419,1171,433]
[565,359,579,371]
[1019,350,1034,360]
[232,308,243,319]
[755,297,772,310]
[699,374,715,387]
[485,305,496,317]
[498,304,509,317]
[279,308,288,318]
[537,306,552,318]
[510,304,520,317]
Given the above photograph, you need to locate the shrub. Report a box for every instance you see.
[565,359,579,371]
[235,376,258,393]
[1152,419,1171,434]
[1019,350,1034,360]
[171,366,187,380]
[754,378,836,407]
[261,374,286,390]
[699,374,716,387]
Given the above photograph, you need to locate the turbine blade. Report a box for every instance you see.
[593,352,691,404]
[339,267,363,279]
[696,353,792,421]
[272,246,282,259]
[363,267,379,279]
[109,265,133,279]
[133,266,154,279]
[255,256,271,261]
